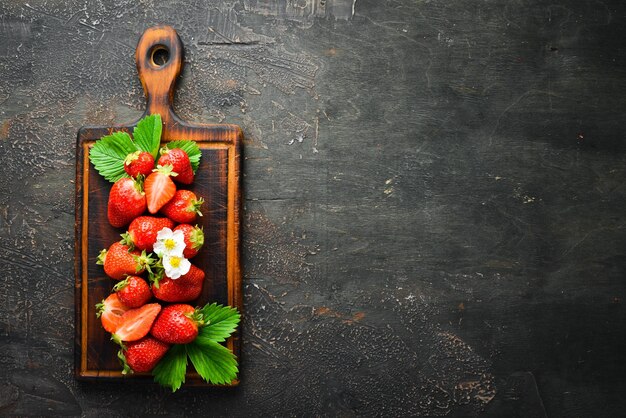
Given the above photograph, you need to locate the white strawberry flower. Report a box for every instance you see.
[162,253,191,279]
[153,227,186,257]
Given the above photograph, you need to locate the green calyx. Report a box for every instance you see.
[133,250,155,273]
[120,232,135,251]
[117,349,132,375]
[185,308,208,328]
[148,258,165,289]
[124,150,141,166]
[133,174,145,193]
[111,333,125,348]
[95,300,106,318]
[186,197,204,217]
[153,164,178,177]
[190,225,205,250]
[96,249,107,265]
[113,277,130,292]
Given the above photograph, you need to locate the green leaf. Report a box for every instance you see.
[152,344,187,392]
[89,131,136,183]
[199,303,241,343]
[187,339,238,385]
[166,140,201,173]
[133,114,162,159]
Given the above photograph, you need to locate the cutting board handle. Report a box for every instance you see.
[135,25,183,129]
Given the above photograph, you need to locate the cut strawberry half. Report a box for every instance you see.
[145,165,177,214]
[95,293,130,334]
[111,303,161,344]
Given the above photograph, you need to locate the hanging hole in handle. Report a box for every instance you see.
[150,45,170,67]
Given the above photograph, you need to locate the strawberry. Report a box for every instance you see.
[161,190,203,224]
[113,276,152,308]
[95,293,130,333]
[107,177,146,228]
[97,242,154,280]
[158,148,194,184]
[112,303,161,344]
[124,151,154,178]
[144,165,177,214]
[174,224,204,258]
[151,304,204,344]
[118,336,170,374]
[120,216,175,252]
[151,263,205,302]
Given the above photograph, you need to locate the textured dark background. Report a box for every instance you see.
[1,0,626,416]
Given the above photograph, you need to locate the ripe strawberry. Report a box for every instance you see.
[97,242,154,280]
[112,303,161,344]
[151,304,204,344]
[124,151,154,178]
[120,216,175,252]
[145,165,177,214]
[95,293,130,333]
[118,336,170,374]
[151,263,205,302]
[174,224,204,258]
[113,276,152,308]
[107,177,146,228]
[161,190,203,224]
[158,148,194,184]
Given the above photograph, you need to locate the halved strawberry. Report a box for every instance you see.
[161,190,203,224]
[145,165,177,214]
[95,293,130,333]
[124,151,154,178]
[118,336,170,374]
[158,148,194,184]
[174,224,204,259]
[112,303,161,344]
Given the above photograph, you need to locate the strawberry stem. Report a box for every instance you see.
[187,197,204,217]
[95,300,106,318]
[113,277,130,292]
[120,232,135,251]
[117,349,132,375]
[190,226,205,250]
[96,249,107,265]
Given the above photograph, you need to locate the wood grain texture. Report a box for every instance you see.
[2,1,626,416]
[74,25,243,384]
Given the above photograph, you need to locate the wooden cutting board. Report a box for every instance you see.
[74,25,243,385]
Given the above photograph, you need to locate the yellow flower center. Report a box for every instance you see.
[169,256,181,268]
[164,238,176,251]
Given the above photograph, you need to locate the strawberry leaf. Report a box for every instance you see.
[152,344,187,392]
[133,114,162,160]
[187,338,238,385]
[166,140,201,173]
[89,131,136,183]
[199,303,240,343]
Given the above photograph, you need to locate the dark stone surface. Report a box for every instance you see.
[1,0,625,416]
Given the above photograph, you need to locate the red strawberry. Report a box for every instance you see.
[107,177,146,228]
[174,224,204,258]
[151,263,205,302]
[161,190,203,224]
[97,242,154,280]
[121,216,175,252]
[151,304,204,344]
[124,151,154,178]
[118,336,170,374]
[158,148,194,184]
[145,165,177,214]
[112,303,161,343]
[95,293,130,333]
[113,276,152,308]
